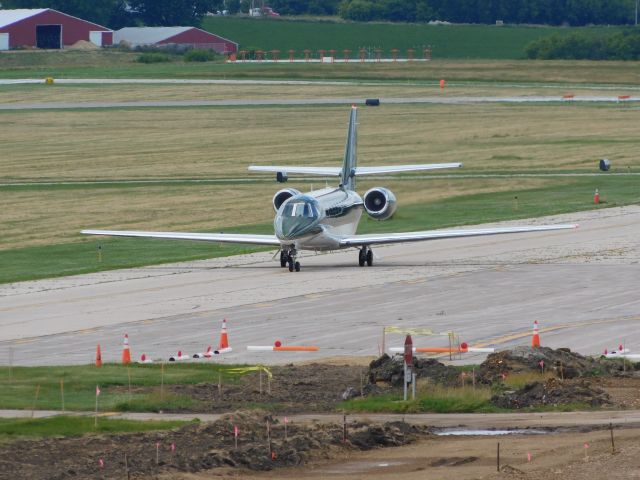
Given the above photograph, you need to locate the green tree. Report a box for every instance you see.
[2,0,122,26]
[128,0,222,26]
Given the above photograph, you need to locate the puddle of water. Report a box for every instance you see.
[320,460,404,474]
[434,428,549,436]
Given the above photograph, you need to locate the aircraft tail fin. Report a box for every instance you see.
[340,106,358,190]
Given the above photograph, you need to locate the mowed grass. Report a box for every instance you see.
[0,363,246,412]
[2,175,637,284]
[0,416,189,442]
[1,102,639,282]
[3,47,640,85]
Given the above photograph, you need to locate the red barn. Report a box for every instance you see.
[114,27,238,54]
[0,9,112,50]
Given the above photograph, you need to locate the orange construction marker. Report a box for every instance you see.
[95,344,102,367]
[121,333,131,365]
[532,320,541,348]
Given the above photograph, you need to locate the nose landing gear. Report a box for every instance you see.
[280,248,301,272]
[358,246,373,267]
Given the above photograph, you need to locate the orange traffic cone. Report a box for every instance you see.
[95,344,102,367]
[594,188,600,205]
[531,320,541,348]
[218,319,229,350]
[121,333,131,365]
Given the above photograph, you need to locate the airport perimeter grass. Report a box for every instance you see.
[2,175,638,284]
[0,416,189,442]
[3,49,640,85]
[0,364,248,412]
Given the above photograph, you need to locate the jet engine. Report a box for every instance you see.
[272,188,301,212]
[363,187,397,220]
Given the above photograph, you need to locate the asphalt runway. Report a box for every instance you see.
[1,205,639,366]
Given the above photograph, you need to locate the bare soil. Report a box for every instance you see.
[4,352,640,479]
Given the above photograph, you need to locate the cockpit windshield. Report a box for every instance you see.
[282,199,320,219]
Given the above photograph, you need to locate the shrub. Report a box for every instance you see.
[184,49,216,62]
[137,52,171,63]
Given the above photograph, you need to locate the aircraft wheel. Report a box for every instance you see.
[366,249,373,266]
[294,261,301,272]
[288,261,294,272]
[358,248,366,267]
[280,251,288,267]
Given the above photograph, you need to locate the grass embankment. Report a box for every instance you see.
[0,416,189,442]
[341,371,591,413]
[0,364,247,412]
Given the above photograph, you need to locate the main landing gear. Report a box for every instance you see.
[280,248,300,272]
[358,246,373,267]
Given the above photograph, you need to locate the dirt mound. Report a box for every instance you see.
[477,346,616,383]
[491,378,611,409]
[170,363,365,413]
[0,411,429,479]
[368,354,460,387]
[67,40,99,50]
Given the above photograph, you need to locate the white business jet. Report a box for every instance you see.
[83,106,576,271]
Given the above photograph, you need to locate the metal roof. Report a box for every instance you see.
[114,27,194,45]
[0,9,47,29]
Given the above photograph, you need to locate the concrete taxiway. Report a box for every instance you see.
[1,205,639,366]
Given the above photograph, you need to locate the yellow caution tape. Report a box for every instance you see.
[384,326,436,336]
[223,365,273,379]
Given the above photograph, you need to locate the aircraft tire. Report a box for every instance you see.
[294,261,301,272]
[366,250,373,266]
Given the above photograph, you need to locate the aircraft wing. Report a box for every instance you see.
[81,230,281,246]
[354,163,462,175]
[339,224,578,247]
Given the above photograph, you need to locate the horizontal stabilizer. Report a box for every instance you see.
[248,163,462,177]
[339,224,578,247]
[81,229,281,246]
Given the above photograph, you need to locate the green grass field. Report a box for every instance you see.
[0,416,189,442]
[0,364,248,412]
[3,174,637,284]
[202,17,621,60]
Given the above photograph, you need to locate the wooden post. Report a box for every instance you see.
[610,423,615,454]
[267,419,272,455]
[381,326,386,355]
[156,442,160,465]
[60,378,65,412]
[124,453,130,480]
[497,442,500,471]
[343,414,347,443]
[31,384,41,418]
[218,370,222,398]
[160,363,165,401]
[127,367,132,399]
[259,370,263,394]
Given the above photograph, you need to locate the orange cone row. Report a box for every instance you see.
[94,319,233,366]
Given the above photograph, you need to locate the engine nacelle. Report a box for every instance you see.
[363,187,397,220]
[272,188,300,212]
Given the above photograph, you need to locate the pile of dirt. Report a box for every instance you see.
[491,377,612,409]
[66,40,99,50]
[477,346,617,383]
[367,354,461,387]
[169,363,365,413]
[0,410,429,479]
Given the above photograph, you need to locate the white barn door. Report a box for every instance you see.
[0,33,9,51]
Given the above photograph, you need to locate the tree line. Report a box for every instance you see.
[1,0,223,28]
[338,0,638,26]
[3,0,638,27]
[525,29,640,59]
